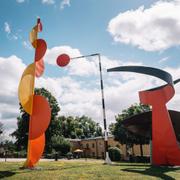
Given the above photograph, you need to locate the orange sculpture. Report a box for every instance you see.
[18,18,51,168]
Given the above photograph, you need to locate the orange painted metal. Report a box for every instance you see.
[30,95,51,139]
[18,19,51,168]
[26,133,45,168]
[35,59,44,77]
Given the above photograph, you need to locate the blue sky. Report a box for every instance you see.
[1,0,180,138]
[1,0,178,67]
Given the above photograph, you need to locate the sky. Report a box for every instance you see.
[1,0,180,140]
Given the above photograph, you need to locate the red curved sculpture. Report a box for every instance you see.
[108,66,180,166]
[140,84,180,165]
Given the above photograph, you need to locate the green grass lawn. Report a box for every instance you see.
[0,159,180,179]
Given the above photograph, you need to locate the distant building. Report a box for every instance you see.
[69,135,150,160]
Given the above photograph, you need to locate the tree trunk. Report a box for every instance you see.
[132,144,135,156]
[140,144,143,157]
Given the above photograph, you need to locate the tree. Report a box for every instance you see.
[0,122,3,135]
[51,135,71,155]
[12,88,61,152]
[0,122,4,143]
[110,103,150,157]
[58,115,102,139]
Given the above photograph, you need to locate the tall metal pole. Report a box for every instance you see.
[97,54,111,164]
[70,53,111,164]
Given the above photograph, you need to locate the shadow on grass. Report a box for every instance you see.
[0,171,16,179]
[112,163,151,167]
[0,164,88,179]
[43,164,90,171]
[122,166,179,180]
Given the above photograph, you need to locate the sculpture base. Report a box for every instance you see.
[104,152,112,165]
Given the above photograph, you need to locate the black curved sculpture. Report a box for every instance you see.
[122,110,180,141]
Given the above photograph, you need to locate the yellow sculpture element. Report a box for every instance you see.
[29,26,38,48]
[18,63,35,115]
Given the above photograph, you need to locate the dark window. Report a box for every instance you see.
[86,143,89,148]
[92,152,95,157]
[92,143,95,148]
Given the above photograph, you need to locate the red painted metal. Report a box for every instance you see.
[139,85,180,165]
[56,54,70,67]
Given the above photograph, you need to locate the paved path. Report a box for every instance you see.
[0,158,104,163]
[0,158,55,162]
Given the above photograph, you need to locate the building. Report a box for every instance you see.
[69,135,150,160]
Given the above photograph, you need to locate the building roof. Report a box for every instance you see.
[68,135,114,142]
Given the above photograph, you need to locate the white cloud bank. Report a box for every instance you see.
[1,45,180,140]
[0,56,26,140]
[108,0,180,51]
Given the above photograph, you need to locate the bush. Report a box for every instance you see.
[135,156,150,163]
[66,152,73,159]
[108,147,121,161]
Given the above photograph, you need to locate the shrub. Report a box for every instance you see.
[108,147,121,161]
[66,152,73,159]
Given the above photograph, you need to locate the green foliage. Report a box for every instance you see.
[108,147,122,161]
[11,115,29,151]
[51,135,71,155]
[66,152,73,159]
[58,115,102,139]
[0,122,3,135]
[110,103,150,147]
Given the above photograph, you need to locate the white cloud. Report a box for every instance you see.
[22,41,32,50]
[16,0,25,3]
[0,56,26,139]
[60,0,70,9]
[42,0,55,5]
[45,45,81,65]
[45,45,130,76]
[158,56,169,64]
[108,0,180,51]
[4,22,11,34]
[4,22,19,41]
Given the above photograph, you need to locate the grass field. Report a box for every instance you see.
[0,159,180,179]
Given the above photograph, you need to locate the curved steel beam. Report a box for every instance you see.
[107,65,173,85]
